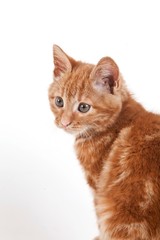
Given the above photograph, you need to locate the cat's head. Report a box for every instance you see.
[49,45,128,138]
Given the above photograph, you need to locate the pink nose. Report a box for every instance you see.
[61,118,72,127]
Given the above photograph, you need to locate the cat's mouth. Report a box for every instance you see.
[64,126,93,139]
[56,122,80,134]
[55,119,91,136]
[60,123,88,136]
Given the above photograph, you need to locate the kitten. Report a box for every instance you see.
[48,45,160,240]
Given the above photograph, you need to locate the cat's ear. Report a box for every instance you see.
[90,57,120,94]
[53,45,74,80]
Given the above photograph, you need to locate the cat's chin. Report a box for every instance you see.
[63,128,77,135]
[58,125,79,135]
[73,128,93,139]
[64,128,83,136]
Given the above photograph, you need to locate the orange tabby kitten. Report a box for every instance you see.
[48,45,160,240]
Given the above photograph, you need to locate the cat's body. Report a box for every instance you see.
[49,45,160,240]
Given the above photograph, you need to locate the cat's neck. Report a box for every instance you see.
[75,96,146,189]
[113,96,145,132]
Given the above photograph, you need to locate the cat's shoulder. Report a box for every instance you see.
[115,110,160,154]
[132,111,160,136]
[126,111,160,157]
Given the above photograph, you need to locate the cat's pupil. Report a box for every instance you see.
[55,96,64,108]
[78,103,90,113]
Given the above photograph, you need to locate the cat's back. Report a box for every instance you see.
[96,111,160,239]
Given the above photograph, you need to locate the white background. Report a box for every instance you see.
[0,1,160,240]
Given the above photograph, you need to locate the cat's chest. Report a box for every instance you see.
[74,135,112,189]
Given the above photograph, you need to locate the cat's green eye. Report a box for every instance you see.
[55,96,64,108]
[78,103,91,113]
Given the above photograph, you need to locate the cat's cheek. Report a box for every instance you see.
[54,117,61,128]
[49,105,58,115]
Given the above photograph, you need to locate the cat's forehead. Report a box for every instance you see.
[61,63,94,100]
[64,77,90,99]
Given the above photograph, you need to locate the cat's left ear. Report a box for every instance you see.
[53,45,75,80]
[90,57,120,94]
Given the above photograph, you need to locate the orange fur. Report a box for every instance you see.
[49,45,160,240]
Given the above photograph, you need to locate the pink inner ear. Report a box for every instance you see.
[54,58,69,78]
[90,57,119,93]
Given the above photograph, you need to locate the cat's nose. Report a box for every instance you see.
[61,118,72,128]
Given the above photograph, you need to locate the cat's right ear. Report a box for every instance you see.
[53,45,73,80]
[90,57,120,94]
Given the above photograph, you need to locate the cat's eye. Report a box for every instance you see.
[55,96,64,108]
[78,103,91,113]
